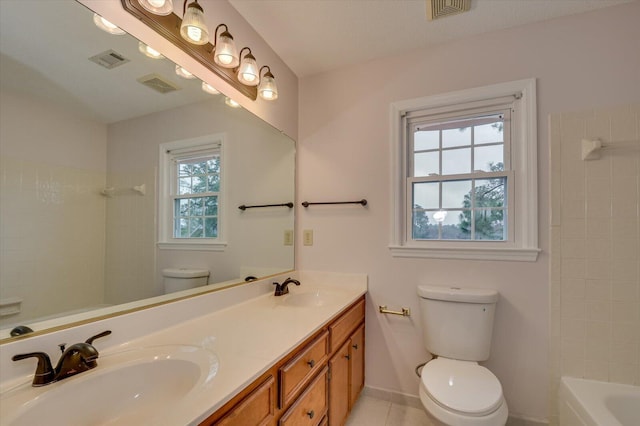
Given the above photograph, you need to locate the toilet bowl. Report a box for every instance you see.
[418,358,508,426]
[417,285,508,425]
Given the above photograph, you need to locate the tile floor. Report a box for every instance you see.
[345,395,433,426]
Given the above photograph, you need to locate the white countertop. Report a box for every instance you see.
[0,271,367,426]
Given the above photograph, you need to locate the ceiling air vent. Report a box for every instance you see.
[426,0,471,20]
[137,74,181,94]
[88,50,130,69]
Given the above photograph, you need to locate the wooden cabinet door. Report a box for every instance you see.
[349,325,364,408]
[328,340,350,426]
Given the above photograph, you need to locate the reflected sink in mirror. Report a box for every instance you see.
[0,345,218,426]
[282,289,346,308]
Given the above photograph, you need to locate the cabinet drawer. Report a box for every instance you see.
[279,366,328,426]
[329,299,364,352]
[280,331,329,408]
[216,375,275,426]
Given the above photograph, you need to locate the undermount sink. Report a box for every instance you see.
[0,345,219,426]
[283,289,344,307]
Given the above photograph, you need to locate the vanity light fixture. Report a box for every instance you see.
[180,0,209,45]
[138,42,164,59]
[225,97,241,108]
[212,24,239,68]
[201,81,220,95]
[93,14,126,35]
[236,47,259,86]
[175,64,196,79]
[138,0,173,15]
[258,66,278,101]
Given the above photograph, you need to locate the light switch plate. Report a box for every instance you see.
[303,229,313,246]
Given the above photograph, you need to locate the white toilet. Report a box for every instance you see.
[417,285,508,426]
[162,268,210,294]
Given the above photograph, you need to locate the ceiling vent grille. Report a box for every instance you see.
[426,0,471,20]
[137,74,181,94]
[89,50,130,69]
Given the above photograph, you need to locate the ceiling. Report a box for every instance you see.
[229,0,633,78]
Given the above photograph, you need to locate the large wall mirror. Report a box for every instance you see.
[0,0,295,341]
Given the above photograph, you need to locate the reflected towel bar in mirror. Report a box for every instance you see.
[238,202,294,210]
[301,199,367,207]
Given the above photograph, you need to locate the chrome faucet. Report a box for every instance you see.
[273,277,300,296]
[12,330,111,386]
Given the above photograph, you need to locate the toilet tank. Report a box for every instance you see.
[162,268,209,294]
[417,285,499,361]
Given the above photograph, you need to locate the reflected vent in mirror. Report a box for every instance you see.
[89,49,130,69]
[426,0,471,20]
[137,73,181,94]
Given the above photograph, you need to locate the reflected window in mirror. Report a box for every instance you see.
[158,135,227,250]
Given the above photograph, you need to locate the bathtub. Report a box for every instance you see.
[559,376,640,426]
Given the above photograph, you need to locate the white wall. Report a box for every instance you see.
[297,2,640,422]
[0,90,107,326]
[549,103,639,425]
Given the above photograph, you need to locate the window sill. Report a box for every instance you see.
[388,245,540,262]
[157,241,227,251]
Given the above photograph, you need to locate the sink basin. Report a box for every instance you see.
[1,345,218,426]
[283,289,344,307]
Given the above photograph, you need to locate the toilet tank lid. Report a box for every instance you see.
[417,285,498,303]
[162,268,210,278]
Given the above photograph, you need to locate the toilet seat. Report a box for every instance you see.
[421,358,503,416]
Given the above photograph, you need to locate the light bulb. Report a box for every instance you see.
[180,1,209,45]
[201,82,220,95]
[138,0,173,15]
[225,97,240,108]
[93,14,125,35]
[138,42,164,59]
[187,26,203,43]
[175,65,195,79]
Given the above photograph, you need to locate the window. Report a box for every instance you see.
[158,134,226,250]
[390,79,539,261]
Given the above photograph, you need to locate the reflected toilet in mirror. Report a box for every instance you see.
[162,268,210,294]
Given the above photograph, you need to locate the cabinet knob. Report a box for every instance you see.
[352,343,358,350]
[307,410,315,419]
[307,359,315,368]
[345,354,351,360]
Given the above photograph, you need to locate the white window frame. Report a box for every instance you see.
[158,134,227,251]
[389,79,540,261]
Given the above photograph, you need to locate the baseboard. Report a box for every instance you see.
[362,386,548,426]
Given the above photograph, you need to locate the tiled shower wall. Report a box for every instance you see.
[549,104,640,423]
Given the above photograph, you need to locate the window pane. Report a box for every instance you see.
[190,197,203,216]
[412,209,438,240]
[204,196,218,216]
[205,218,217,238]
[179,177,191,195]
[191,161,207,175]
[179,163,191,176]
[191,176,206,193]
[207,175,220,192]
[189,218,203,237]
[440,210,471,240]
[475,122,503,145]
[474,209,505,240]
[413,182,439,209]
[207,158,220,173]
[175,218,189,238]
[442,180,471,208]
[474,178,505,208]
[414,152,439,177]
[474,145,504,172]
[442,127,470,148]
[414,130,439,151]
[442,148,470,175]
[177,198,189,215]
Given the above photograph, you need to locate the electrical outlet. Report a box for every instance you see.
[284,230,293,246]
[303,229,313,246]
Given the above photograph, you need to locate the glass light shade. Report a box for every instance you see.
[237,55,259,86]
[93,14,125,35]
[213,34,239,68]
[225,97,241,108]
[175,65,195,79]
[138,42,164,59]
[201,81,220,95]
[138,0,173,15]
[180,2,209,45]
[258,74,278,101]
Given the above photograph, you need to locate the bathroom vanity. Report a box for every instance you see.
[204,297,365,425]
